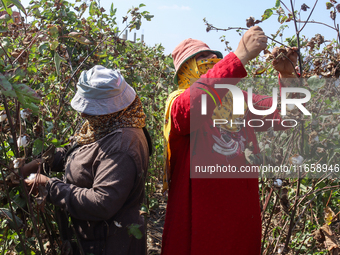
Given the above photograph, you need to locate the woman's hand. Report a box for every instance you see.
[25,174,50,195]
[272,47,299,78]
[234,26,268,66]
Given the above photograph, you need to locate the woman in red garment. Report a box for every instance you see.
[162,26,297,255]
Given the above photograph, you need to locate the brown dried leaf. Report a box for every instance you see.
[312,228,326,243]
[33,119,43,137]
[246,16,255,28]
[321,224,340,253]
[301,3,310,11]
[42,144,56,166]
[336,4,340,12]
[280,188,290,215]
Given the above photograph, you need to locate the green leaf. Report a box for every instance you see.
[95,49,107,58]
[48,25,59,39]
[6,150,14,157]
[144,14,153,21]
[110,3,117,16]
[9,68,25,83]
[31,7,41,17]
[275,0,280,8]
[12,194,26,210]
[25,102,39,114]
[89,1,98,16]
[7,0,26,14]
[51,138,60,146]
[68,32,92,45]
[127,224,143,239]
[261,8,274,21]
[0,73,17,98]
[149,197,159,209]
[12,83,41,103]
[326,2,334,9]
[38,41,49,55]
[139,3,146,8]
[0,208,24,230]
[0,37,11,56]
[307,75,326,91]
[0,0,10,14]
[50,40,59,50]
[54,51,66,76]
[32,139,44,155]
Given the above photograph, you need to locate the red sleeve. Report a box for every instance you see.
[171,52,247,136]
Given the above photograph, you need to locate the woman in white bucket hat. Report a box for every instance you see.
[24,65,151,255]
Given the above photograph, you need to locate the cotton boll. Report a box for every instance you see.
[13,158,25,169]
[277,245,284,254]
[0,114,7,122]
[20,109,32,119]
[289,155,304,165]
[26,173,36,180]
[13,159,20,168]
[274,179,283,188]
[17,135,29,147]
[114,221,122,228]
[286,104,295,111]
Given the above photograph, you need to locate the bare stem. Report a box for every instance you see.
[0,168,28,255]
[0,42,13,67]
[3,96,19,157]
[280,0,293,14]
[283,173,301,254]
[12,32,42,65]
[205,23,292,49]
[296,20,338,31]
[261,193,279,255]
[2,96,46,254]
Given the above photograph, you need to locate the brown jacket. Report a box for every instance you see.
[47,128,149,255]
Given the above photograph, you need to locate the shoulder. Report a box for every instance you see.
[97,128,148,162]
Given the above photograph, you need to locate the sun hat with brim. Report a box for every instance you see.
[172,38,223,85]
[71,65,136,115]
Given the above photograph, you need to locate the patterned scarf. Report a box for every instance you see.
[163,58,221,192]
[74,96,146,145]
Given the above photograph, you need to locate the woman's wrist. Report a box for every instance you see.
[279,73,299,87]
[279,72,296,79]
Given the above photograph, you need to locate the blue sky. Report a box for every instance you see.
[20,0,339,56]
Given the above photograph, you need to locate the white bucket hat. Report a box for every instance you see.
[71,65,136,115]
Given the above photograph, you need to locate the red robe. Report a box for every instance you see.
[161,52,285,255]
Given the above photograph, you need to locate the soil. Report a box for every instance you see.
[146,184,167,255]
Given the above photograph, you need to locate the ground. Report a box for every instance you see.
[147,183,166,255]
